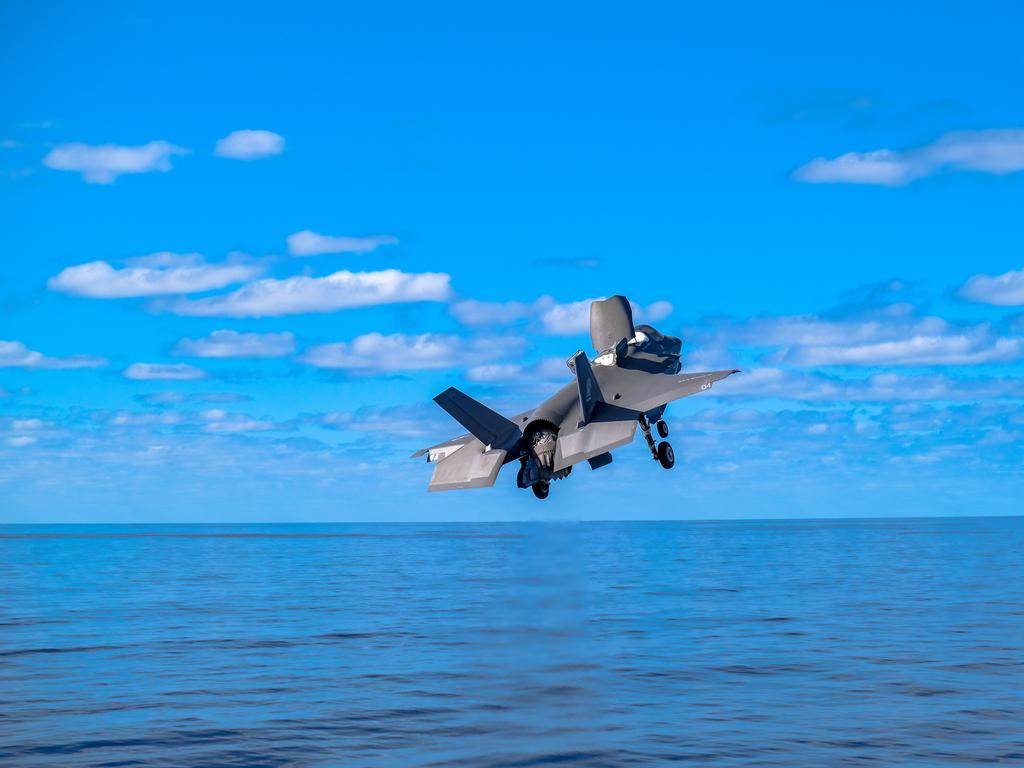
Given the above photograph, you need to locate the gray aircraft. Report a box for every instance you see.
[413,295,739,499]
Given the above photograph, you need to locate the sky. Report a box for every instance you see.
[2,0,1023,522]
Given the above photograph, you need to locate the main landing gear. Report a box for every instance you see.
[657,441,675,469]
[640,415,674,470]
[518,458,566,500]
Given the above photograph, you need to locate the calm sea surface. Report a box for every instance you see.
[1,518,1022,767]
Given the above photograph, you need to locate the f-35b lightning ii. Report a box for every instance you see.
[413,295,739,499]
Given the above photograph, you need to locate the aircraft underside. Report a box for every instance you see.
[515,411,675,500]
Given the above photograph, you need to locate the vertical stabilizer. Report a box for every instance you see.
[569,350,604,427]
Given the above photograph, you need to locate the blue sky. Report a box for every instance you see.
[2,1,1023,521]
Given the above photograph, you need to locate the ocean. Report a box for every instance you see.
[1,518,1022,767]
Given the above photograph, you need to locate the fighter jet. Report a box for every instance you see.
[412,295,739,499]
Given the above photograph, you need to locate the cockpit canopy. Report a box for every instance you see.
[632,323,682,357]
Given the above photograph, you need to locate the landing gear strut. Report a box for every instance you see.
[640,414,674,470]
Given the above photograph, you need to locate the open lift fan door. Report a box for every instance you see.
[590,296,635,353]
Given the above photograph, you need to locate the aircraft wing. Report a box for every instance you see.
[549,360,739,471]
[554,414,638,470]
[605,368,740,414]
[412,433,512,492]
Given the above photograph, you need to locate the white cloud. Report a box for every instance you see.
[139,392,187,404]
[195,407,282,433]
[450,296,673,335]
[123,363,207,381]
[536,298,595,334]
[42,141,189,183]
[173,330,296,358]
[714,367,1024,402]
[214,130,284,160]
[732,308,939,348]
[319,404,452,440]
[137,391,249,405]
[465,357,569,384]
[287,230,399,256]
[7,435,37,447]
[109,411,183,426]
[300,332,516,372]
[49,253,261,298]
[794,129,1024,186]
[12,418,44,429]
[466,363,525,382]
[539,298,673,335]
[705,306,1024,367]
[643,301,674,323]
[794,149,912,186]
[168,268,452,317]
[959,267,1024,306]
[204,419,275,433]
[770,328,1021,366]
[450,298,537,326]
[106,407,278,434]
[0,340,106,370]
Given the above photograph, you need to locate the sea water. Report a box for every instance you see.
[1,518,1022,766]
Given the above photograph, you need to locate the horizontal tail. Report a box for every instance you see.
[433,387,521,451]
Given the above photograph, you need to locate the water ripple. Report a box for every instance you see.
[0,518,1022,766]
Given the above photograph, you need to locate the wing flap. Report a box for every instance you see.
[428,440,508,492]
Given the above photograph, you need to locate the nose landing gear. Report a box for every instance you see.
[640,415,674,470]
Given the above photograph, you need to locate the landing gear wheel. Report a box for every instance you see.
[656,420,669,438]
[532,482,550,500]
[657,441,675,469]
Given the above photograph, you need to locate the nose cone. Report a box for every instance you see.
[590,295,635,352]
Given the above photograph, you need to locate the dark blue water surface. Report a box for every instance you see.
[1,518,1022,767]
